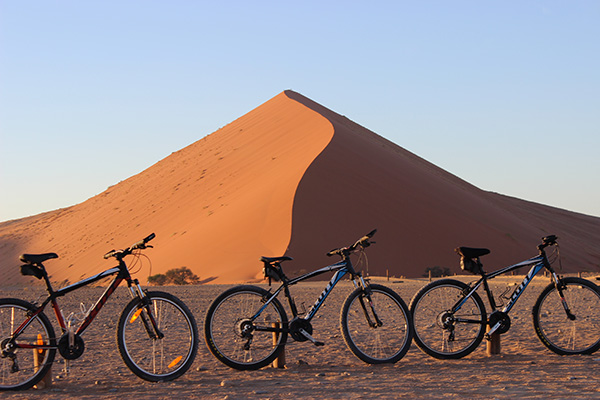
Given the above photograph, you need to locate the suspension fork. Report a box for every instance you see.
[354,275,382,328]
[550,271,576,321]
[127,279,164,339]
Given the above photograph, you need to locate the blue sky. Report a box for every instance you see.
[1,1,599,221]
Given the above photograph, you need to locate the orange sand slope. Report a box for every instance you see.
[1,90,599,286]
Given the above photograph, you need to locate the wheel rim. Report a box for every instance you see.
[208,290,284,367]
[344,289,410,362]
[121,297,195,378]
[537,282,600,353]
[0,304,53,389]
[413,284,484,356]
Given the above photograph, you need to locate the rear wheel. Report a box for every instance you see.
[0,298,56,391]
[204,285,288,370]
[340,284,413,364]
[533,277,600,355]
[410,279,486,359]
[117,291,198,382]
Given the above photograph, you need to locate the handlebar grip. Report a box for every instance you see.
[144,233,156,243]
[103,250,117,259]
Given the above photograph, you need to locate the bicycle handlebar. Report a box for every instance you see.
[103,233,156,260]
[538,234,558,252]
[327,229,377,258]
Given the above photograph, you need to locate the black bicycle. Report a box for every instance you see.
[409,235,600,359]
[204,230,413,370]
[0,234,198,390]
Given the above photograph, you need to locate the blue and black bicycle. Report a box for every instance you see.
[204,230,413,370]
[409,235,600,359]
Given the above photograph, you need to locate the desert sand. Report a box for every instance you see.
[2,275,600,399]
[1,90,599,288]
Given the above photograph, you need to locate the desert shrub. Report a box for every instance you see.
[147,274,167,285]
[147,267,200,285]
[423,266,450,278]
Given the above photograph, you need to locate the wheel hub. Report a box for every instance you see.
[236,319,254,338]
[437,311,455,330]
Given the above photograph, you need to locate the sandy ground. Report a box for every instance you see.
[2,276,600,399]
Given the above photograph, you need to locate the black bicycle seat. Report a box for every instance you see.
[260,256,293,264]
[20,253,58,264]
[455,247,490,259]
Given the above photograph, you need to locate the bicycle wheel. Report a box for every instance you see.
[117,291,198,382]
[0,298,56,391]
[409,279,486,359]
[533,277,600,355]
[204,285,288,370]
[340,284,413,364]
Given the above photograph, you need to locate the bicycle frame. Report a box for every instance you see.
[253,257,366,325]
[452,248,562,337]
[10,260,146,352]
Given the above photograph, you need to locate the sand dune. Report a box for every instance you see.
[1,90,599,286]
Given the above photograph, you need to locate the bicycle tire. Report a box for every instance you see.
[117,291,198,382]
[0,298,56,391]
[204,285,288,370]
[409,279,487,359]
[340,284,413,364]
[533,277,600,355]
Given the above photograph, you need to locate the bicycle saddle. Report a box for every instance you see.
[260,256,293,264]
[455,247,490,259]
[20,253,58,264]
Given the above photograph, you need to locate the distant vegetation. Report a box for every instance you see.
[147,267,200,285]
[423,266,451,278]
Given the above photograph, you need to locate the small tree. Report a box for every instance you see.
[148,267,200,285]
[423,266,450,278]
[165,267,200,285]
[147,273,167,285]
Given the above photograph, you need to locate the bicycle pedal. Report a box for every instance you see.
[299,328,325,346]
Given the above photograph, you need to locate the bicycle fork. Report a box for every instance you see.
[552,273,576,321]
[354,276,383,328]
[128,281,164,340]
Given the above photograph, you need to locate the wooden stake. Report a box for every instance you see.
[272,322,285,368]
[33,347,52,389]
[486,325,501,356]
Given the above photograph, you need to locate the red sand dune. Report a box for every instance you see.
[1,90,599,286]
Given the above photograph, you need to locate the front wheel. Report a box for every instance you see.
[533,277,600,355]
[409,279,487,359]
[340,284,413,364]
[117,291,198,382]
[204,285,288,370]
[0,298,56,391]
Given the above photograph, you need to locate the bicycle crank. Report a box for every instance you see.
[289,317,324,346]
[486,311,511,338]
[58,332,85,360]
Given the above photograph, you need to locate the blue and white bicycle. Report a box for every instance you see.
[204,230,413,370]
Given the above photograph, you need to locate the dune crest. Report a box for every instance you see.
[1,90,599,286]
[0,91,334,285]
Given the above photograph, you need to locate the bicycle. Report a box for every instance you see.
[409,235,600,359]
[204,230,413,370]
[0,233,198,390]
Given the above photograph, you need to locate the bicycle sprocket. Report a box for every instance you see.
[488,311,511,334]
[58,333,85,360]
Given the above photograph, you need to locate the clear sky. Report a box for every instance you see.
[1,1,599,222]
